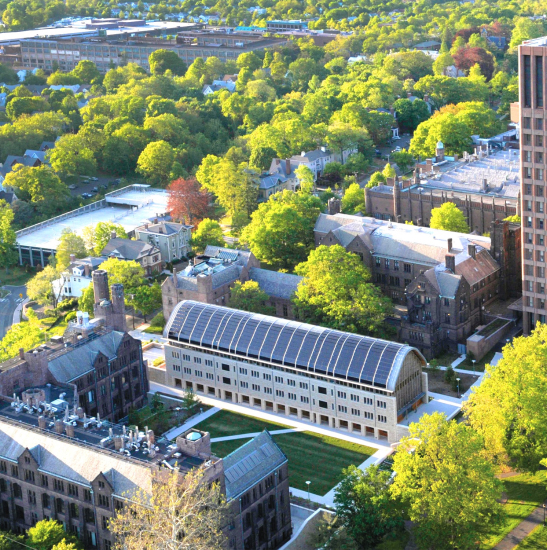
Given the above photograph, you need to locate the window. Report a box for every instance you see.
[299,382,308,389]
[301,396,309,403]
[524,116,531,128]
[221,364,230,372]
[54,479,64,492]
[364,411,374,419]
[364,397,373,405]
[524,54,531,107]
[375,257,381,267]
[183,354,190,361]
[240,381,248,388]
[263,373,271,381]
[251,370,259,378]
[337,391,346,399]
[350,394,359,402]
[282,304,288,317]
[252,384,260,391]
[11,466,18,478]
[318,400,328,409]
[287,379,295,387]
[205,359,213,367]
[351,408,360,416]
[102,515,109,530]
[274,376,283,383]
[443,298,450,307]
[24,470,35,483]
[288,393,296,400]
[239,367,247,375]
[536,135,544,147]
[377,400,387,409]
[338,405,347,413]
[98,494,110,508]
[275,390,284,397]
[384,258,390,269]
[537,55,544,107]
[84,489,92,502]
[404,263,411,273]
[222,377,231,385]
[264,387,272,394]
[378,415,387,423]
[68,484,78,497]
[206,372,214,380]
[42,493,50,509]
[318,386,327,395]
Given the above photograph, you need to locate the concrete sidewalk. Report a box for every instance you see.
[211,427,306,443]
[494,505,545,549]
[150,381,392,452]
[163,407,220,440]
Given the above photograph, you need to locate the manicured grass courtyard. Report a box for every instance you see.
[193,409,291,437]
[482,471,547,549]
[195,410,376,495]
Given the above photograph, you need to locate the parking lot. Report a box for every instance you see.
[68,175,124,198]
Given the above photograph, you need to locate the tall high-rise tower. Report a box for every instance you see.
[519,39,547,334]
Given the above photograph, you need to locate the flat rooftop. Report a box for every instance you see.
[16,185,169,252]
[1,19,195,44]
[523,36,547,47]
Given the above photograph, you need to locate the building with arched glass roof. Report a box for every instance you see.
[163,301,429,443]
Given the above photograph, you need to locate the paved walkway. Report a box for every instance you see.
[163,406,220,440]
[129,329,165,343]
[211,427,306,442]
[494,505,545,550]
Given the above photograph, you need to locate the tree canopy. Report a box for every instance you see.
[190,219,225,253]
[228,280,275,315]
[430,202,470,233]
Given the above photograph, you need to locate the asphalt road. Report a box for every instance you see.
[0,286,27,340]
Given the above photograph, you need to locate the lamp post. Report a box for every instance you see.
[543,503,546,525]
[305,481,311,503]
[129,294,136,330]
[472,359,476,374]
[456,377,461,398]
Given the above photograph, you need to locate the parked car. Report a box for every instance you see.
[68,184,78,190]
[90,177,99,181]
[81,192,92,198]
[91,186,99,193]
[392,146,402,153]
[100,184,108,190]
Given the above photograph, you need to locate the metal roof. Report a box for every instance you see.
[164,301,425,391]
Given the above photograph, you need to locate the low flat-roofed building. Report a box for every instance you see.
[163,301,429,443]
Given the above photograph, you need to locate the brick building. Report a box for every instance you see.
[162,246,302,321]
[0,272,148,423]
[364,146,521,233]
[315,213,521,358]
[0,396,289,550]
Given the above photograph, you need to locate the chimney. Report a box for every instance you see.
[447,238,452,252]
[144,223,149,229]
[445,254,456,273]
[173,267,177,277]
[84,264,91,277]
[301,151,305,157]
[482,179,488,192]
[468,243,476,259]
[19,348,24,360]
[407,91,412,98]
[423,94,429,102]
[69,254,76,263]
[110,230,117,240]
[320,146,326,152]
[154,218,158,224]
[285,158,291,175]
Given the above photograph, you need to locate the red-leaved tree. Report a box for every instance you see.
[453,47,495,80]
[167,177,210,225]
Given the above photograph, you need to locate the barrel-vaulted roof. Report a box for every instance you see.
[164,301,425,392]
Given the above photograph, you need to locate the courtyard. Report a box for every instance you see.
[193,409,376,495]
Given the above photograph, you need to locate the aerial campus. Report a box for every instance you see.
[0,2,545,550]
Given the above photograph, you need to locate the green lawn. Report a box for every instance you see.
[0,266,36,286]
[198,411,375,495]
[193,409,291,437]
[516,525,547,549]
[482,471,547,549]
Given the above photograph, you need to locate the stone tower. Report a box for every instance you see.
[327,197,341,215]
[92,271,127,333]
[435,141,445,162]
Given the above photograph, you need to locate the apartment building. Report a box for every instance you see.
[519,38,547,334]
[163,301,428,443]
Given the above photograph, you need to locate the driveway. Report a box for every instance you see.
[0,285,27,339]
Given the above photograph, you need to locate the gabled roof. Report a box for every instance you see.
[248,267,302,299]
[101,238,159,261]
[455,249,499,286]
[204,245,252,267]
[0,419,152,496]
[223,431,287,500]
[164,301,426,391]
[136,221,192,235]
[48,331,125,383]
[424,267,462,298]
[259,173,287,190]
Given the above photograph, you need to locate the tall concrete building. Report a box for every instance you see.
[519,38,547,333]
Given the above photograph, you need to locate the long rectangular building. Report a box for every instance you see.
[163,301,428,443]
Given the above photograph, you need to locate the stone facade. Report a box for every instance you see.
[134,221,192,263]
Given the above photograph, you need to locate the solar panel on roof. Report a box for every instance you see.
[167,301,422,391]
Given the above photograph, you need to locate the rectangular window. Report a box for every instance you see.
[240,381,248,388]
[239,367,247,375]
[275,390,284,397]
[338,405,347,413]
[393,260,399,271]
[287,379,296,387]
[524,54,531,107]
[252,384,260,391]
[300,396,309,403]
[537,118,544,130]
[222,377,231,385]
[351,408,360,416]
[263,373,271,381]
[318,386,327,395]
[536,56,544,108]
[378,415,387,423]
[318,400,328,409]
[404,263,411,273]
[299,382,308,389]
[221,364,230,371]
[288,393,296,400]
[274,376,283,383]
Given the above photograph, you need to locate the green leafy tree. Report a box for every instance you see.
[47,71,82,86]
[97,257,145,290]
[149,49,187,76]
[241,191,322,270]
[393,98,431,133]
[55,228,87,271]
[0,310,43,361]
[191,219,224,253]
[79,284,95,316]
[390,413,504,550]
[26,265,59,306]
[48,135,97,176]
[236,51,262,72]
[503,215,521,224]
[26,520,82,550]
[433,51,455,76]
[366,172,385,188]
[71,60,101,83]
[136,140,175,186]
[414,75,488,111]
[132,282,162,322]
[307,515,357,550]
[0,200,17,272]
[228,280,275,315]
[430,202,470,233]
[181,387,199,411]
[382,163,396,179]
[295,165,315,194]
[334,465,403,548]
[391,150,414,173]
[6,97,48,120]
[465,323,547,471]
[82,222,128,256]
[4,166,69,210]
[0,62,19,84]
[342,183,365,214]
[294,245,392,336]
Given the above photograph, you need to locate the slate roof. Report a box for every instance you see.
[455,249,500,286]
[136,221,192,235]
[259,173,287,190]
[101,238,158,261]
[40,141,56,151]
[211,264,242,289]
[0,419,152,497]
[223,431,287,500]
[204,245,252,267]
[48,331,125,383]
[290,148,332,163]
[165,301,426,391]
[248,267,302,300]
[425,268,462,299]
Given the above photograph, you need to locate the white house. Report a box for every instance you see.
[52,257,105,300]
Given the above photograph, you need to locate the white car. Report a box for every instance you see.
[392,146,402,153]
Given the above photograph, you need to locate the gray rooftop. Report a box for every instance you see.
[249,268,302,300]
[101,237,158,261]
[48,331,125,383]
[165,301,426,391]
[136,221,192,235]
[224,431,287,500]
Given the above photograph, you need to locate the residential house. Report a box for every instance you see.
[52,256,105,300]
[202,79,237,95]
[134,221,193,263]
[258,173,288,201]
[101,237,163,276]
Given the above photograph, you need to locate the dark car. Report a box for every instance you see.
[101,184,108,190]
[81,192,92,199]
[91,186,99,193]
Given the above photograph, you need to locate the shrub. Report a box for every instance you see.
[444,366,455,384]
[149,312,165,329]
[152,357,165,367]
[65,311,77,322]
